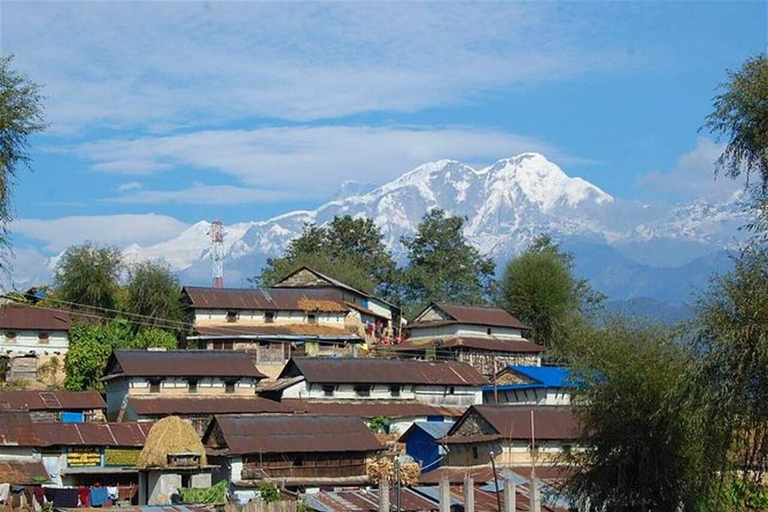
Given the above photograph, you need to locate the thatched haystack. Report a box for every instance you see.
[138,416,207,468]
[367,457,420,485]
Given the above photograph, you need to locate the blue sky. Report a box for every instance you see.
[0,1,766,258]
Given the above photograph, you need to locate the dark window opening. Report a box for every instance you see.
[188,379,198,394]
[225,381,236,394]
[38,332,50,344]
[307,313,317,324]
[355,385,371,397]
[293,455,304,466]
[389,385,401,397]
[486,328,492,335]
[472,446,479,459]
[149,379,161,393]
[322,384,335,397]
[265,312,275,324]
[226,311,239,323]
[449,386,455,395]
[5,332,16,341]
[213,341,234,350]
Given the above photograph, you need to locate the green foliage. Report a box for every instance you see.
[130,328,178,350]
[123,261,183,332]
[693,245,768,486]
[36,356,61,389]
[64,320,132,391]
[401,209,495,316]
[0,55,45,258]
[256,482,280,503]
[500,234,603,350]
[565,319,714,511]
[368,416,391,433]
[54,242,124,313]
[179,480,228,504]
[256,216,397,298]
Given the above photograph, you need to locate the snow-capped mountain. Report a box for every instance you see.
[118,152,748,299]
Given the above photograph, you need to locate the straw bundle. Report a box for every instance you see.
[138,416,207,468]
[367,457,420,486]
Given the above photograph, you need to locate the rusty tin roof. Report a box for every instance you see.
[103,350,266,380]
[0,390,106,411]
[182,286,348,312]
[0,306,71,331]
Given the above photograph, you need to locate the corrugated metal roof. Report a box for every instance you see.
[0,411,43,446]
[0,306,71,331]
[280,357,489,386]
[283,399,462,419]
[399,421,454,441]
[305,488,438,512]
[0,460,49,485]
[205,414,383,455]
[411,303,529,330]
[0,390,106,411]
[485,366,574,392]
[104,350,266,379]
[193,324,358,338]
[128,396,290,415]
[183,286,348,312]
[448,406,580,441]
[395,337,545,354]
[32,421,151,447]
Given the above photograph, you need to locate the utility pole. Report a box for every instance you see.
[394,457,402,512]
[209,219,225,288]
[490,452,502,512]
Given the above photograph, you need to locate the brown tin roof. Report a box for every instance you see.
[0,306,71,331]
[279,357,489,386]
[394,337,544,354]
[306,488,438,512]
[0,460,49,485]
[419,464,574,485]
[282,399,463,419]
[0,390,106,411]
[182,286,348,312]
[32,422,151,447]
[447,405,580,442]
[128,396,291,415]
[411,303,529,330]
[103,350,266,380]
[205,414,383,455]
[0,411,43,446]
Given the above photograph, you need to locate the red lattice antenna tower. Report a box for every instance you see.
[209,219,225,288]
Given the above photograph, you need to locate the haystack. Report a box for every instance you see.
[138,416,207,468]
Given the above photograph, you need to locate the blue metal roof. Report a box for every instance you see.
[483,365,574,392]
[410,421,453,440]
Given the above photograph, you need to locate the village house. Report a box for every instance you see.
[483,366,575,406]
[0,306,71,384]
[398,421,453,473]
[202,414,384,496]
[0,390,106,422]
[101,350,267,421]
[262,357,488,408]
[440,405,580,468]
[395,303,544,376]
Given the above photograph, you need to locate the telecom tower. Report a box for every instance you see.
[209,220,225,288]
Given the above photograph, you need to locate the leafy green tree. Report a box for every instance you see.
[565,319,714,511]
[54,242,123,314]
[400,209,495,316]
[499,234,603,349]
[130,328,178,350]
[123,260,183,332]
[257,215,398,297]
[64,320,132,391]
[0,55,45,261]
[693,246,768,488]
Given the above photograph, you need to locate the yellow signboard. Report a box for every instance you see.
[67,448,101,467]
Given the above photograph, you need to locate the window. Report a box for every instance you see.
[265,312,275,324]
[389,385,401,398]
[5,332,16,341]
[188,379,198,394]
[38,332,50,344]
[449,386,456,395]
[307,313,317,325]
[354,385,371,397]
[225,381,236,394]
[486,328,492,335]
[149,379,161,393]
[472,446,479,459]
[226,311,239,323]
[293,455,304,466]
[213,341,233,350]
[322,384,335,397]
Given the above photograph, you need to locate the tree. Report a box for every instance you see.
[693,246,768,490]
[499,234,603,349]
[401,209,495,316]
[0,55,45,261]
[704,55,768,196]
[130,328,178,350]
[123,261,183,332]
[565,319,714,511]
[64,320,132,391]
[256,215,398,297]
[54,242,123,314]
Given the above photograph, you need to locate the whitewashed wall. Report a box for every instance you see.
[280,380,481,406]
[409,324,524,340]
[0,329,69,354]
[193,309,346,326]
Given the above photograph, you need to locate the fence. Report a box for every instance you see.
[225,501,300,512]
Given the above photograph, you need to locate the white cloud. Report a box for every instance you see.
[2,2,632,132]
[640,138,746,201]
[13,214,190,253]
[107,183,305,205]
[117,182,143,192]
[72,125,578,201]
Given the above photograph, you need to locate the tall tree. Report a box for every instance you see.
[123,260,183,332]
[401,209,494,316]
[499,234,603,349]
[0,56,45,262]
[565,319,714,511]
[54,242,123,314]
[256,215,398,297]
[64,320,132,391]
